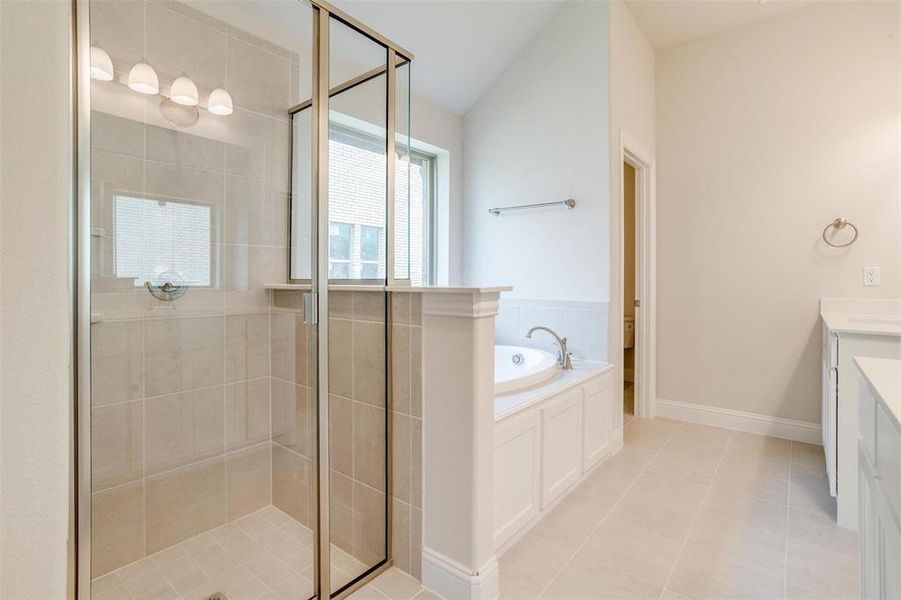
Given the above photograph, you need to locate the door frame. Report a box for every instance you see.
[618,131,656,419]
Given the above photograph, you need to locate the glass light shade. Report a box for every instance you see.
[90,46,114,81]
[170,76,199,106]
[127,62,159,95]
[207,88,233,116]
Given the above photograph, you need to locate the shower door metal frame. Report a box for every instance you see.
[73,0,412,598]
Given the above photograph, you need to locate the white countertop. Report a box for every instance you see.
[821,298,901,336]
[494,360,612,420]
[855,357,901,429]
[821,312,901,336]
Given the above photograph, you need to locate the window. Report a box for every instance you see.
[360,225,382,279]
[328,123,436,284]
[113,194,214,287]
[329,222,352,279]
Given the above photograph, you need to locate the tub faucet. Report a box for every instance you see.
[526,326,573,370]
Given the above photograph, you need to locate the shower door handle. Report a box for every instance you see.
[303,292,318,325]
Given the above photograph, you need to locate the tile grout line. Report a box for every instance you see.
[533,419,688,599]
[658,427,736,598]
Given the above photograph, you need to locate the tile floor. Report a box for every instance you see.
[498,417,859,599]
[93,418,858,600]
[348,569,438,600]
[91,506,372,600]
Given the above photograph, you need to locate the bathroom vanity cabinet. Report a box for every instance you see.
[820,299,901,529]
[856,357,901,600]
[493,365,615,551]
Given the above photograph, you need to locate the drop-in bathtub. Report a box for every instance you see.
[495,344,559,395]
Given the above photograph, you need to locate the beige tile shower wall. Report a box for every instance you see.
[89,0,295,577]
[390,293,423,580]
[269,290,423,579]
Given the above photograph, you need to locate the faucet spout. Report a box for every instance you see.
[526,326,573,370]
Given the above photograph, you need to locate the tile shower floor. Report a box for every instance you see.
[92,506,370,600]
[498,417,859,599]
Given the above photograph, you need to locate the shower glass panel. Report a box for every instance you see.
[326,17,389,594]
[86,0,317,597]
[395,60,411,282]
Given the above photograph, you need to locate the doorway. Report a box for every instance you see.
[623,161,637,426]
[619,135,656,422]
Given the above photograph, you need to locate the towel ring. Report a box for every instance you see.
[822,218,858,248]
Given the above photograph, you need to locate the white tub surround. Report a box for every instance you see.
[420,286,510,600]
[496,298,609,362]
[856,357,901,600]
[493,362,615,552]
[821,298,901,529]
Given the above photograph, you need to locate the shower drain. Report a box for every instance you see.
[204,593,230,600]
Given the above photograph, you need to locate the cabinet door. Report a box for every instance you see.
[582,374,612,472]
[494,411,542,550]
[859,455,880,600]
[882,507,901,600]
[541,388,583,508]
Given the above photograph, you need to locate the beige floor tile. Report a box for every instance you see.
[579,520,682,587]
[709,467,788,505]
[667,539,785,600]
[687,513,786,578]
[786,537,858,599]
[788,464,834,515]
[499,534,575,597]
[413,589,442,600]
[658,436,729,462]
[351,584,392,599]
[529,495,609,550]
[369,567,423,600]
[660,589,691,600]
[728,432,792,461]
[719,448,790,480]
[698,488,787,536]
[791,442,826,470]
[787,505,858,556]
[540,554,662,599]
[607,473,708,542]
[669,423,733,447]
[644,452,719,485]
[500,576,541,600]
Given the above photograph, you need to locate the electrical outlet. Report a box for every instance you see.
[863,266,881,286]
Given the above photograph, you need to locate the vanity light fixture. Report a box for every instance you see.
[170,76,199,106]
[89,46,114,81]
[207,88,233,116]
[127,62,159,95]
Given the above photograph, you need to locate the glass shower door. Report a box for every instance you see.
[325,16,390,595]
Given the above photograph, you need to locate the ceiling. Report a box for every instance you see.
[624,0,814,49]
[331,0,564,114]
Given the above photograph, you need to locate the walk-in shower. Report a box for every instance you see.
[76,0,413,597]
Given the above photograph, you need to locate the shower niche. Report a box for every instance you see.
[79,0,413,598]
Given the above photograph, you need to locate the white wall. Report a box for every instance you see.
[0,0,73,597]
[608,0,656,399]
[461,1,610,301]
[656,2,901,423]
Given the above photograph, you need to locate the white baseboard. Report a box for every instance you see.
[421,547,499,600]
[656,398,821,444]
